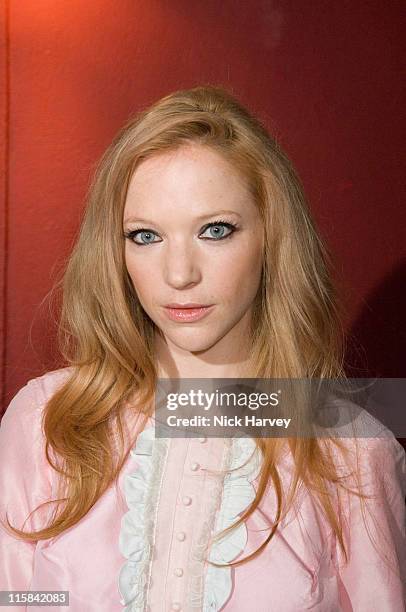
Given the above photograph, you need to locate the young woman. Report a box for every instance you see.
[1,85,405,611]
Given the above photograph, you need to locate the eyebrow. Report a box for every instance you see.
[123,209,242,225]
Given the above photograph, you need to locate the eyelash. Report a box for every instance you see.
[123,219,240,246]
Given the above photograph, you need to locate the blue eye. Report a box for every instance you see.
[200,222,236,240]
[130,230,160,246]
[123,219,239,246]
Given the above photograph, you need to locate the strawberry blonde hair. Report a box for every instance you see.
[3,84,384,569]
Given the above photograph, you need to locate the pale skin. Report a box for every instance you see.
[123,144,264,379]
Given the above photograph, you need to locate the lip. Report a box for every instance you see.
[163,305,215,322]
[165,303,211,308]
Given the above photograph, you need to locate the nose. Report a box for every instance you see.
[163,240,202,289]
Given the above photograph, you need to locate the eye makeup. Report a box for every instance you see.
[123,218,240,246]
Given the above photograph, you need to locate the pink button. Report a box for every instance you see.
[182,495,192,506]
[171,603,181,611]
[198,437,207,443]
[190,462,200,471]
[174,567,184,577]
[176,531,186,541]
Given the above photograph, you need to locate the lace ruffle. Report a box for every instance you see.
[118,424,170,611]
[118,428,262,612]
[202,436,263,611]
[186,438,233,609]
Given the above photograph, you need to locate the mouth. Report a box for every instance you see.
[163,305,215,323]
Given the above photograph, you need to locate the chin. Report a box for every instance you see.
[167,331,221,353]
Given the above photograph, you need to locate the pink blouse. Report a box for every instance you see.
[0,368,405,611]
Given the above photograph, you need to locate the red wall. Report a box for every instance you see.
[1,2,405,424]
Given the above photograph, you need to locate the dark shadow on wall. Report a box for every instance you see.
[344,257,406,451]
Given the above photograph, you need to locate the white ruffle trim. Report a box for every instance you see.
[202,436,263,611]
[118,429,262,612]
[118,425,170,611]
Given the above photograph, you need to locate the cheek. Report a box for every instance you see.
[225,240,263,277]
[213,246,263,300]
[125,255,156,299]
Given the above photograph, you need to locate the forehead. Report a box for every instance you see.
[125,144,253,209]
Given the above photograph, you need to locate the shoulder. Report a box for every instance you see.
[1,366,74,434]
[0,369,75,531]
[327,420,406,499]
[319,397,404,473]
[27,366,75,405]
[0,367,76,492]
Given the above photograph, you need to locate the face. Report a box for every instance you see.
[123,144,264,360]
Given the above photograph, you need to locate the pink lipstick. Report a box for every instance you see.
[163,304,214,322]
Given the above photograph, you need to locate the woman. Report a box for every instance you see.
[0,85,405,611]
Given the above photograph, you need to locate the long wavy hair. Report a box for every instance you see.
[3,84,381,569]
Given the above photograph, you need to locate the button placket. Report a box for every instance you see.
[169,439,209,611]
[169,441,194,611]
